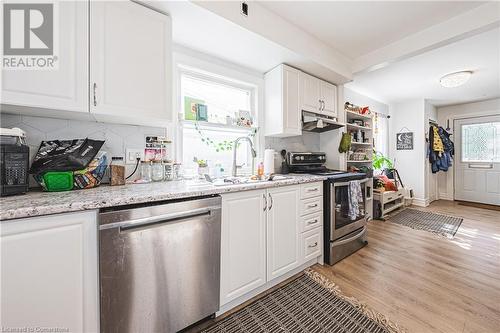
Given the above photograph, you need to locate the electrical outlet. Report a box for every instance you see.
[125,149,144,164]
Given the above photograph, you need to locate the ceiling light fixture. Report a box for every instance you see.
[439,71,472,88]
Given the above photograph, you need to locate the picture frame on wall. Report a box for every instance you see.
[396,132,414,150]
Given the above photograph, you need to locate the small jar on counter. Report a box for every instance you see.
[140,161,152,183]
[152,160,164,182]
[110,156,126,186]
[164,162,173,181]
[172,163,182,180]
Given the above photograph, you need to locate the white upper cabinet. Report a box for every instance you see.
[220,190,267,305]
[1,211,99,332]
[264,64,301,137]
[299,72,321,114]
[320,80,337,117]
[266,186,300,281]
[265,66,338,137]
[90,1,172,126]
[299,72,338,117]
[1,1,88,114]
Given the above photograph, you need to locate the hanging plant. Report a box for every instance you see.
[194,122,257,153]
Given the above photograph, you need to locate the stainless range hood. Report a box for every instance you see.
[302,111,345,133]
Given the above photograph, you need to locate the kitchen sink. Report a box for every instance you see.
[212,175,291,186]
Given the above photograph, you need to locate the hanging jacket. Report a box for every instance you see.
[428,125,454,173]
[432,126,444,153]
[438,127,454,156]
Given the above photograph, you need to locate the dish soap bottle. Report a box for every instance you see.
[257,162,264,179]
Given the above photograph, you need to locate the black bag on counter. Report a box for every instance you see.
[29,139,105,174]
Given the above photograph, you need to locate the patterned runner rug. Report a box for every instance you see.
[202,270,405,333]
[387,208,463,238]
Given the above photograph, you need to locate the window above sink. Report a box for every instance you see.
[176,59,261,178]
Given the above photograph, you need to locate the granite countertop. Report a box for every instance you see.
[0,175,326,221]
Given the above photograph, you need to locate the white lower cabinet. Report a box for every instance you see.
[220,182,323,310]
[301,228,323,262]
[220,189,267,305]
[0,211,99,333]
[266,186,300,280]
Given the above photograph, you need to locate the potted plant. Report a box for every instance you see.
[372,150,393,171]
[193,157,209,179]
[372,151,394,192]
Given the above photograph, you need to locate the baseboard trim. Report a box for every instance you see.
[438,193,454,201]
[412,198,430,207]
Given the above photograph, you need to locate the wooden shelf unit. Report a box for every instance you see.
[345,110,374,168]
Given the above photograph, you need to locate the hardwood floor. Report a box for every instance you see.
[314,200,500,333]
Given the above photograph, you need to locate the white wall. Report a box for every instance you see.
[436,98,500,200]
[389,99,427,205]
[425,101,438,203]
[344,87,390,115]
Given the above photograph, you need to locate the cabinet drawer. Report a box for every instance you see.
[300,197,323,216]
[301,228,322,262]
[383,191,404,203]
[300,212,323,233]
[300,182,323,199]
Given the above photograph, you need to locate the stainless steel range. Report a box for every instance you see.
[287,152,370,265]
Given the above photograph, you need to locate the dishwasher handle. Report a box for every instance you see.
[100,207,217,232]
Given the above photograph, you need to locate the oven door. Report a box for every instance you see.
[330,178,369,240]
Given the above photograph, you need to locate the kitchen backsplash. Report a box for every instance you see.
[1,113,168,184]
[265,132,320,153]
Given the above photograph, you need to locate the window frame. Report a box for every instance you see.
[172,50,264,169]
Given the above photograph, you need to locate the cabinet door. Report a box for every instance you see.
[299,72,320,113]
[90,1,172,126]
[267,186,300,280]
[282,66,301,136]
[1,1,88,114]
[220,190,267,305]
[1,211,99,332]
[320,81,337,117]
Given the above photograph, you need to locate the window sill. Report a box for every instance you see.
[181,119,257,132]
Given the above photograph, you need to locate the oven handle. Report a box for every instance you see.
[333,178,370,188]
[332,227,366,247]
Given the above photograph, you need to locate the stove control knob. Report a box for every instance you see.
[295,156,300,160]
[300,156,304,160]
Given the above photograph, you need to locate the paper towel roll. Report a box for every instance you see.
[264,149,275,175]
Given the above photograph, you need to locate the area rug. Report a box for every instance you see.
[202,269,405,333]
[387,208,463,238]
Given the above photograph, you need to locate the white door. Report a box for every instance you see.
[282,66,301,135]
[266,186,300,281]
[1,1,88,114]
[455,116,500,205]
[1,211,99,332]
[90,1,172,126]
[320,81,337,117]
[220,190,267,305]
[299,72,320,113]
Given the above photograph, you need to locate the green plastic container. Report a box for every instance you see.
[42,171,74,192]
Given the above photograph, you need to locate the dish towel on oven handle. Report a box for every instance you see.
[348,180,363,220]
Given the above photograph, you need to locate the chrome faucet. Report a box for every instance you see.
[232,137,257,177]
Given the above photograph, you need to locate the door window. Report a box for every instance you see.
[461,122,500,162]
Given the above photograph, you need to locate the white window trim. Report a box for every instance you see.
[172,48,265,165]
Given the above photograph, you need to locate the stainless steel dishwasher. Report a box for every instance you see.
[99,196,221,333]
